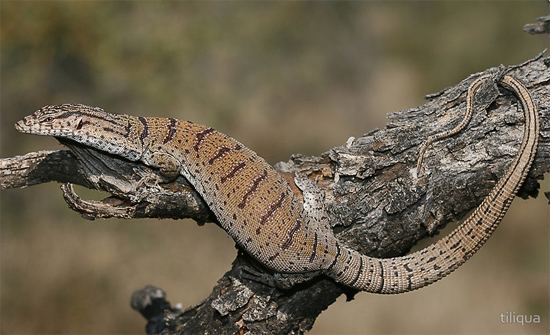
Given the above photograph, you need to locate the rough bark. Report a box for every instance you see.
[523,15,550,34]
[1,54,549,335]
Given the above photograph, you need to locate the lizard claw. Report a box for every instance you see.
[61,183,135,220]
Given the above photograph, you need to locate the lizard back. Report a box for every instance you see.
[123,116,339,273]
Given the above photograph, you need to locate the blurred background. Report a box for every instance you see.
[1,1,548,334]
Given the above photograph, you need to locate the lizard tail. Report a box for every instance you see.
[327,75,539,294]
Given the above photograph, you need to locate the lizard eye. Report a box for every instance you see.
[43,116,54,122]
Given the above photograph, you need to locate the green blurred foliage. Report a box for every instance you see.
[0,1,548,334]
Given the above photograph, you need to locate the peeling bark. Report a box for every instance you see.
[1,55,549,334]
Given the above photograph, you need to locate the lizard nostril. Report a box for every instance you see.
[15,119,28,131]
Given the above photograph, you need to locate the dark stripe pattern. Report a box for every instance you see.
[208,146,231,165]
[138,116,148,143]
[220,162,246,183]
[193,127,215,152]
[238,170,268,209]
[58,110,122,125]
[281,218,302,250]
[377,260,385,293]
[268,252,280,262]
[309,232,318,263]
[125,121,132,136]
[327,243,341,270]
[259,192,287,225]
[163,118,178,144]
[77,120,90,130]
[102,127,126,137]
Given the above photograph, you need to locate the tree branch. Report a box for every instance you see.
[523,15,550,35]
[1,55,549,334]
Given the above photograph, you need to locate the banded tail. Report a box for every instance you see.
[327,75,539,293]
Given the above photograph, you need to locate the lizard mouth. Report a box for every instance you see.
[14,117,72,136]
[14,118,32,133]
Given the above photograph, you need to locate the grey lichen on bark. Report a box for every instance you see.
[1,55,549,334]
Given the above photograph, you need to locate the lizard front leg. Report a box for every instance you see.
[144,150,181,181]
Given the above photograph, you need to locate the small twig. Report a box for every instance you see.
[523,15,550,34]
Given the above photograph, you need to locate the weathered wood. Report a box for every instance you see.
[0,150,87,189]
[523,15,550,34]
[1,55,549,334]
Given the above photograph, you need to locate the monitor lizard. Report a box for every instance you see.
[14,74,539,294]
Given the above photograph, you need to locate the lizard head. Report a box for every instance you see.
[16,104,143,161]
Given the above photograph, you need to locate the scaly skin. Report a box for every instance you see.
[15,75,539,294]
